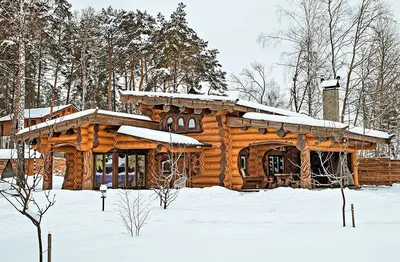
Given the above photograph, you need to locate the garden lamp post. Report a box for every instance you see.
[100,184,107,211]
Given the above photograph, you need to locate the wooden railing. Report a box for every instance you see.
[359,158,400,186]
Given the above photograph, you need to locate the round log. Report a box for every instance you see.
[88,124,107,133]
[93,145,114,153]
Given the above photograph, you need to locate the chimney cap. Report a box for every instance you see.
[321,78,340,89]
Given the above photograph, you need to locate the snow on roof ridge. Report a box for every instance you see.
[244,112,348,129]
[117,125,203,146]
[18,109,151,135]
[119,90,238,102]
[243,112,391,140]
[120,90,311,118]
[236,100,312,119]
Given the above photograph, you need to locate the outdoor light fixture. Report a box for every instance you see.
[100,184,107,212]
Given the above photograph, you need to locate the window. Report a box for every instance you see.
[240,156,247,170]
[237,147,249,177]
[117,153,126,188]
[268,155,284,175]
[167,117,174,130]
[104,153,113,187]
[188,118,196,129]
[163,114,202,133]
[162,160,172,173]
[94,152,146,189]
[0,136,10,149]
[95,155,105,188]
[29,120,37,127]
[177,118,185,130]
[50,115,60,120]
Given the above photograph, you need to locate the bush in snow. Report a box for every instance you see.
[116,190,152,237]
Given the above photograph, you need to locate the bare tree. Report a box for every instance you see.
[311,136,352,227]
[231,62,286,108]
[340,0,387,123]
[151,149,186,209]
[116,190,152,237]
[0,157,56,262]
[0,116,56,262]
[258,0,327,117]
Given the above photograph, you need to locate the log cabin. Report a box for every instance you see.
[16,81,393,191]
[0,105,78,149]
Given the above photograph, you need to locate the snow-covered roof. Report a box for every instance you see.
[0,149,41,160]
[18,109,152,135]
[117,126,204,147]
[244,112,347,129]
[120,91,311,118]
[321,79,339,88]
[243,112,391,140]
[349,126,391,140]
[0,105,74,122]
[236,100,312,119]
[119,90,237,102]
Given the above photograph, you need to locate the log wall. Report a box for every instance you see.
[63,151,83,190]
[188,114,243,189]
[359,158,400,185]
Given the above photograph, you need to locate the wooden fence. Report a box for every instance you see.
[359,158,400,185]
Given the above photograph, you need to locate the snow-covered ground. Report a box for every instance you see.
[1,179,400,262]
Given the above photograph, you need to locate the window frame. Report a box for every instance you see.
[268,155,285,175]
[93,151,147,189]
[162,114,202,133]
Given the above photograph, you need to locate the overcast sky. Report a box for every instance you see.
[69,0,400,91]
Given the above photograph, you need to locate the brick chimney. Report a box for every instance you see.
[321,76,340,122]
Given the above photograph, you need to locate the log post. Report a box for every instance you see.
[82,149,94,190]
[300,148,311,189]
[48,233,52,262]
[351,151,359,187]
[43,150,53,190]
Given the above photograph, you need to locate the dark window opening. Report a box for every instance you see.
[29,120,37,127]
[162,160,172,173]
[268,155,284,175]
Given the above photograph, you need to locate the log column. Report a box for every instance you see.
[82,150,94,190]
[351,151,359,187]
[43,150,53,190]
[300,148,312,189]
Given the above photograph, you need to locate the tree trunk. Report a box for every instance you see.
[37,58,42,108]
[51,63,60,114]
[113,71,116,111]
[66,59,74,105]
[36,225,43,262]
[340,170,346,227]
[138,55,145,92]
[107,45,113,111]
[16,5,26,183]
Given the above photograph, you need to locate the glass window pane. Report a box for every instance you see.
[94,155,104,188]
[118,153,126,188]
[162,160,171,173]
[167,117,174,130]
[188,119,196,129]
[240,156,246,170]
[127,154,136,188]
[105,153,113,188]
[137,155,146,187]
[178,118,184,129]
